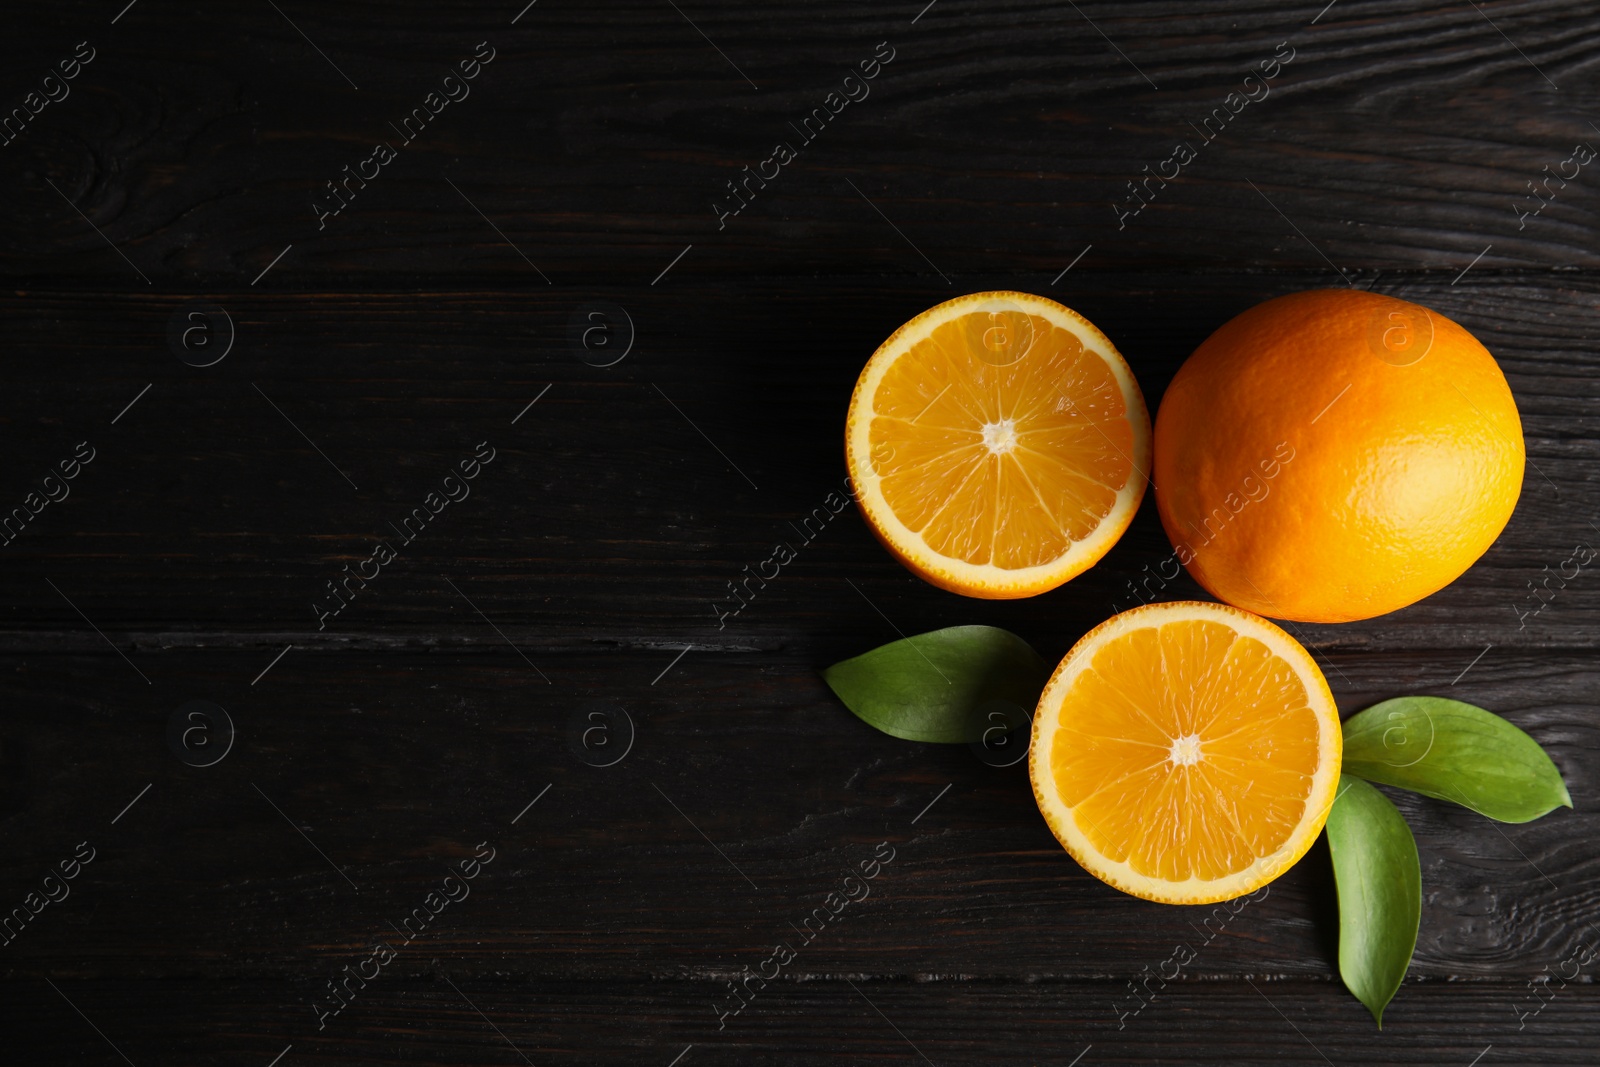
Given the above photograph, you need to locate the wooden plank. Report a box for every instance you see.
[0,276,1592,653]
[2,2,1598,281]
[0,646,1590,981]
[3,976,1592,1065]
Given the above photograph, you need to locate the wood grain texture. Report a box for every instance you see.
[0,276,1592,652]
[0,647,1590,982]
[2,2,1599,282]
[2,977,1593,1066]
[4,0,1600,1062]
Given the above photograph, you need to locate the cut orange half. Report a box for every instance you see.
[845,291,1150,599]
[1029,601,1342,904]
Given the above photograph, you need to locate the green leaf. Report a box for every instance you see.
[1326,775,1421,1028]
[1342,696,1571,823]
[822,625,1048,743]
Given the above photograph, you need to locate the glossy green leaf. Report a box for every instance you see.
[1326,775,1421,1028]
[822,625,1048,743]
[1343,696,1572,823]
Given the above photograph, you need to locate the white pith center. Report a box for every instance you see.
[1169,734,1203,767]
[981,419,1018,455]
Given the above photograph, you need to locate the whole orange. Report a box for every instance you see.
[1152,289,1524,623]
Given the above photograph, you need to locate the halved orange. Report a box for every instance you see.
[845,291,1150,598]
[1029,601,1342,904]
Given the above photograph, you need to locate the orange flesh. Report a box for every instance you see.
[868,310,1136,570]
[1049,619,1322,882]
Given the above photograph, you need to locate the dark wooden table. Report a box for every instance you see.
[3,1,1597,1063]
